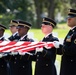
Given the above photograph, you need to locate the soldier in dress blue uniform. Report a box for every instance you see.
[34,17,59,75]
[8,20,21,75]
[8,20,20,41]
[56,9,76,75]
[10,20,35,75]
[0,24,7,41]
[0,24,9,75]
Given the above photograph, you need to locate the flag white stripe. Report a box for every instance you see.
[0,41,10,46]
[3,46,25,52]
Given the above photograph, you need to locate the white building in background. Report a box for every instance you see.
[55,12,64,23]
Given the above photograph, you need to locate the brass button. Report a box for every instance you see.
[14,62,16,64]
[46,64,48,66]
[37,55,39,57]
[15,57,17,60]
[2,65,3,67]
[71,60,73,62]
[37,59,38,61]
[23,66,25,68]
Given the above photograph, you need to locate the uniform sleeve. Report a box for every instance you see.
[41,47,56,60]
[41,37,59,59]
[27,39,36,61]
[56,44,63,55]
[63,34,76,55]
[51,37,63,55]
[28,50,37,61]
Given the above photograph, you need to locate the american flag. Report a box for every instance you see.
[0,41,54,53]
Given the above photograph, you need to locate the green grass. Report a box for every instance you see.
[5,29,12,35]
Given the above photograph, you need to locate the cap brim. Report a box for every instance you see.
[67,15,76,18]
[16,25,25,29]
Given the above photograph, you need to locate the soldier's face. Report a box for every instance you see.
[18,27,28,37]
[67,17,76,27]
[9,26,18,34]
[41,24,53,35]
[0,29,4,37]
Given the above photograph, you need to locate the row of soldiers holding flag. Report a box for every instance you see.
[0,17,59,75]
[0,8,76,75]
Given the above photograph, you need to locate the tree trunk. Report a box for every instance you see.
[47,0,55,20]
[34,0,43,28]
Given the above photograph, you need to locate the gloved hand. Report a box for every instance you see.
[0,54,3,58]
[10,51,18,55]
[19,52,33,56]
[0,53,8,58]
[3,53,8,57]
[35,47,43,54]
[53,41,60,48]
[19,52,25,56]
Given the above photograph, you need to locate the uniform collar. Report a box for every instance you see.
[71,26,76,30]
[44,33,52,38]
[13,32,18,36]
[0,36,4,40]
[71,26,76,32]
[19,34,27,40]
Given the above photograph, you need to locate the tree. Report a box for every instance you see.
[34,0,57,28]
[33,0,43,28]
[0,0,35,28]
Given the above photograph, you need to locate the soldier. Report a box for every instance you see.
[0,24,7,40]
[10,20,35,75]
[56,9,76,75]
[0,24,9,75]
[8,20,21,75]
[8,20,20,41]
[34,17,59,75]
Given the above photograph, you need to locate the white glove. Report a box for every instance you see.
[53,41,60,48]
[35,47,43,54]
[19,52,25,56]
[0,53,7,58]
[10,51,18,55]
[19,52,33,56]
[0,54,3,58]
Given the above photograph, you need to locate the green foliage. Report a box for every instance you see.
[0,0,76,28]
[0,0,35,28]
[0,13,15,28]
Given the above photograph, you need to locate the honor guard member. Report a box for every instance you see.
[0,24,8,75]
[56,9,76,75]
[34,17,59,75]
[10,20,35,75]
[0,24,7,40]
[8,20,21,75]
[8,20,20,41]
